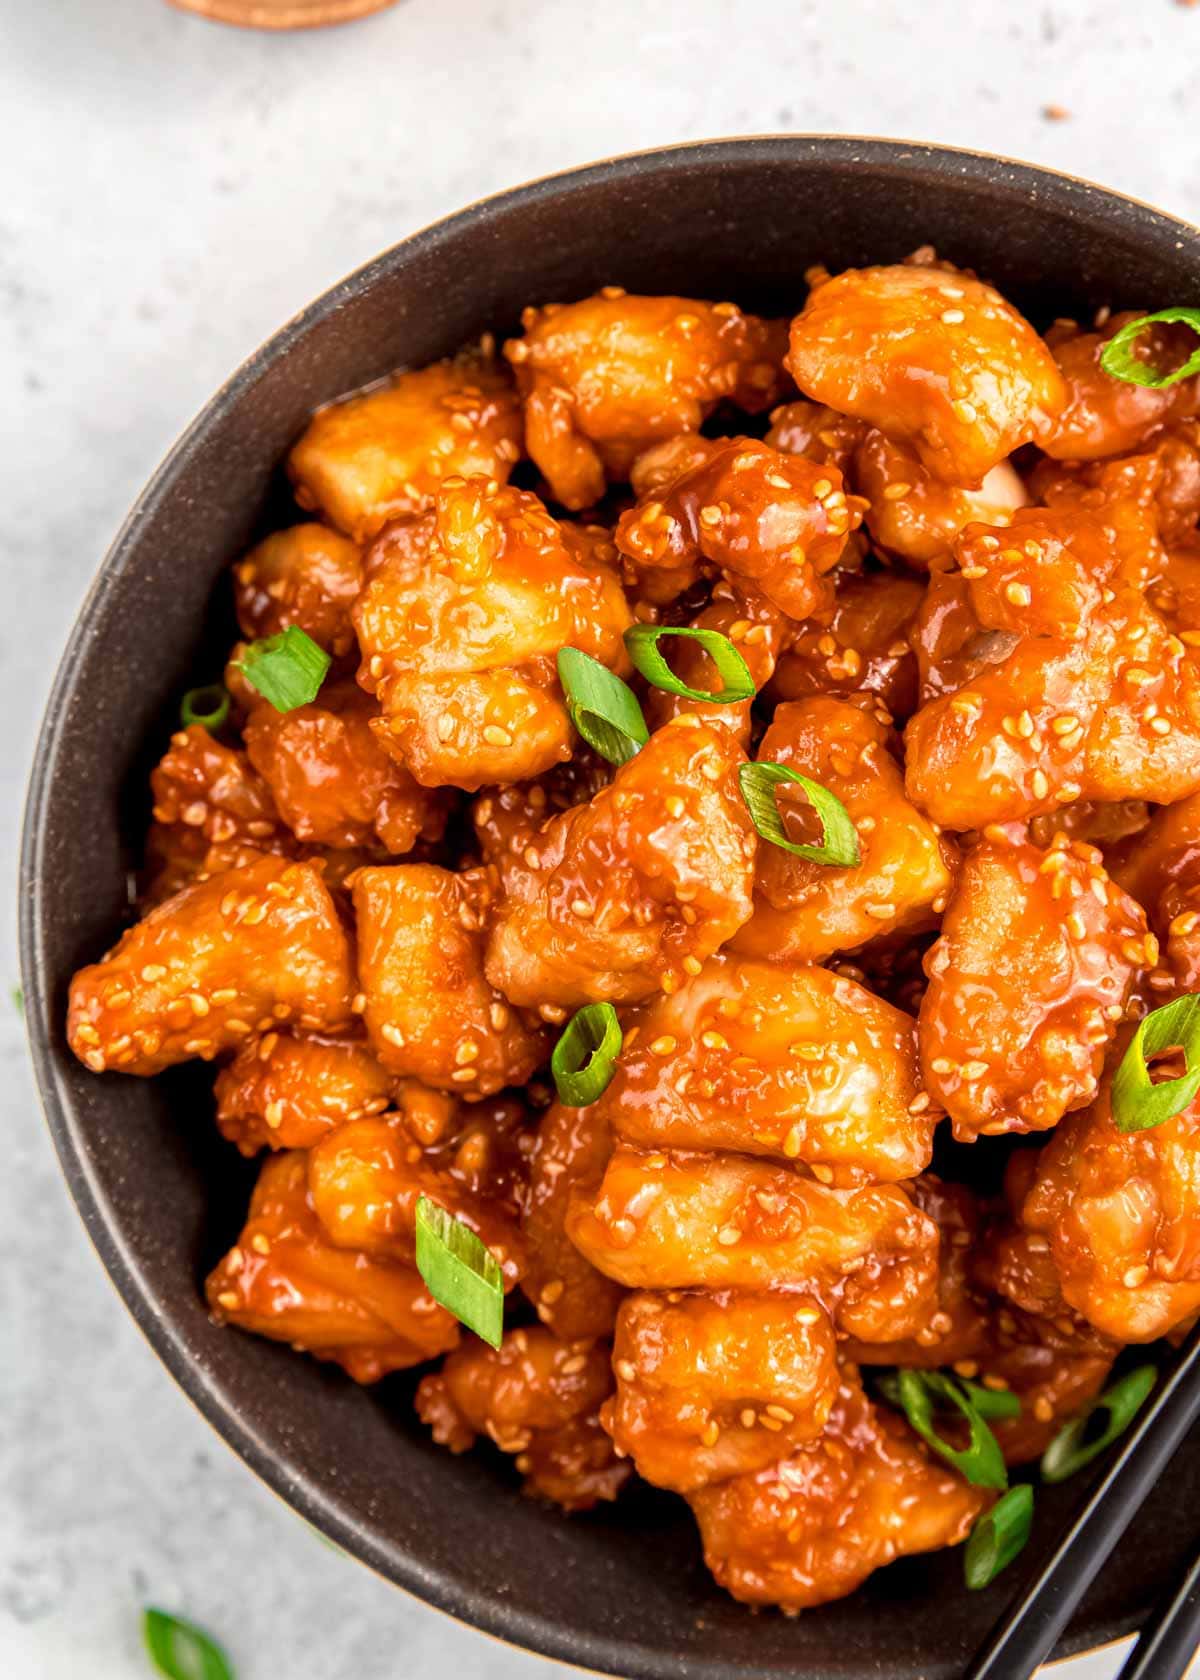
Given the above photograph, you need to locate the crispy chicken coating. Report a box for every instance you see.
[353,477,631,790]
[288,351,523,541]
[504,291,787,509]
[592,952,936,1184]
[786,263,1065,486]
[483,716,756,1009]
[1041,314,1200,462]
[244,683,453,854]
[765,399,866,475]
[214,1030,396,1154]
[688,1373,988,1611]
[769,571,923,721]
[855,429,1027,568]
[1111,789,1200,995]
[919,833,1149,1139]
[351,863,548,1094]
[206,1151,459,1383]
[567,1146,939,1341]
[233,523,363,656]
[143,723,287,901]
[521,1102,625,1341]
[605,1290,838,1492]
[731,698,954,965]
[416,1327,629,1510]
[68,855,356,1075]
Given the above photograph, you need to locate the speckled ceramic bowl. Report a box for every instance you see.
[20,138,1200,1680]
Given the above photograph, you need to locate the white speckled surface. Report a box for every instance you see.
[4,1,1199,1675]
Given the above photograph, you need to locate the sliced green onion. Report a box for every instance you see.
[1112,993,1200,1133]
[961,1379,1023,1422]
[738,761,861,867]
[143,1608,234,1680]
[236,625,330,713]
[551,1002,623,1105]
[897,1369,1009,1490]
[557,647,648,766]
[624,625,755,705]
[414,1195,503,1349]
[180,684,231,732]
[1099,308,1200,389]
[1040,1365,1157,1484]
[964,1485,1034,1591]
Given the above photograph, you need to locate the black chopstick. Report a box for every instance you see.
[1115,1549,1200,1680]
[964,1321,1200,1680]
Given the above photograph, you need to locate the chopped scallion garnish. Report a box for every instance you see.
[180,684,231,732]
[236,625,330,713]
[1111,994,1200,1133]
[896,1369,1009,1489]
[738,761,861,867]
[143,1608,235,1680]
[414,1196,503,1349]
[624,624,755,705]
[960,1379,1023,1422]
[1099,307,1200,389]
[1040,1365,1157,1484]
[557,647,648,766]
[551,1002,623,1106]
[964,1484,1034,1591]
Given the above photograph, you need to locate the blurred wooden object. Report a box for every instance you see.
[169,0,400,28]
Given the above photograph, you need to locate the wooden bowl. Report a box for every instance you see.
[21,138,1200,1680]
[169,0,399,30]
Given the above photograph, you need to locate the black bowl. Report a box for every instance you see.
[20,137,1200,1680]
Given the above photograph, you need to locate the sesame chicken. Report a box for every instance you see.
[521,1102,625,1341]
[1041,313,1200,462]
[769,570,924,721]
[855,429,1028,569]
[765,398,866,475]
[215,1030,398,1154]
[233,523,363,656]
[504,292,788,510]
[640,584,794,743]
[1110,789,1200,994]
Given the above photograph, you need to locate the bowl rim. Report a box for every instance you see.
[19,134,1200,1678]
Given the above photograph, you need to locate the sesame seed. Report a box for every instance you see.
[941,308,965,325]
[560,1354,587,1375]
[717,1225,742,1245]
[140,964,166,982]
[882,482,912,501]
[700,1420,721,1447]
[540,1279,565,1304]
[650,1035,677,1057]
[451,1067,478,1083]
[812,479,833,500]
[740,1408,757,1429]
[484,724,513,747]
[380,1023,406,1047]
[616,1359,637,1383]
[1031,769,1050,800]
[437,715,454,740]
[665,795,685,819]
[1123,1264,1149,1288]
[810,1164,834,1184]
[216,1291,241,1310]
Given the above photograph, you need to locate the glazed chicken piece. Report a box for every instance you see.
[769,570,923,722]
[353,476,632,790]
[521,1102,625,1341]
[765,398,866,475]
[1111,790,1200,994]
[605,1290,839,1492]
[919,833,1149,1140]
[854,428,1027,568]
[206,1151,459,1383]
[730,698,954,966]
[786,263,1066,486]
[1041,313,1200,461]
[640,584,794,743]
[568,1146,939,1342]
[288,350,523,542]
[233,523,363,657]
[592,952,937,1184]
[142,723,287,901]
[68,855,356,1075]
[306,1113,526,1289]
[244,683,454,854]
[614,436,860,620]
[1023,1074,1200,1342]
[416,1327,629,1510]
[953,507,1114,642]
[351,863,548,1093]
[214,1030,396,1154]
[504,290,788,509]
[688,1372,988,1611]
[483,716,756,1009]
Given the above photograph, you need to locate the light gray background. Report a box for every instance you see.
[3,1,1199,1675]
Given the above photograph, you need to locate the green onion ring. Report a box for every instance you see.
[180,684,231,732]
[1099,307,1200,389]
[897,1369,1009,1490]
[738,761,861,867]
[414,1196,504,1349]
[1040,1365,1157,1484]
[557,647,648,766]
[1111,993,1200,1133]
[551,1002,623,1106]
[961,1379,1023,1422]
[236,624,330,713]
[624,624,756,705]
[964,1485,1035,1590]
[143,1608,235,1680]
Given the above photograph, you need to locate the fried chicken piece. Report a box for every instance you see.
[688,1372,987,1611]
[68,855,356,1075]
[984,1341,1114,1465]
[243,683,453,854]
[214,1030,396,1154]
[351,863,548,1094]
[1023,1075,1200,1341]
[353,477,631,790]
[769,571,923,722]
[288,350,522,541]
[786,263,1065,486]
[567,1147,939,1342]
[919,834,1149,1140]
[593,952,936,1184]
[765,399,866,475]
[307,1113,526,1288]
[960,506,1119,641]
[206,1151,459,1383]
[614,436,859,620]
[855,429,1027,568]
[1110,789,1200,994]
[605,1291,838,1492]
[504,291,787,509]
[416,1328,629,1510]
[730,698,954,966]
[233,523,363,656]
[521,1102,625,1341]
[1041,314,1200,462]
[483,716,756,1009]
[142,723,287,901]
